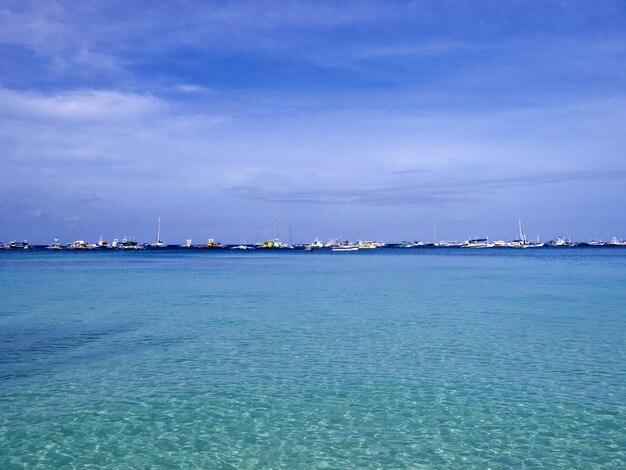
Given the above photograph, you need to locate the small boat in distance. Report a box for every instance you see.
[331,245,359,252]
[181,239,193,248]
[96,236,110,248]
[119,237,144,249]
[67,240,93,250]
[462,238,494,248]
[46,237,63,250]
[4,240,30,249]
[200,238,226,249]
[151,217,167,248]
[330,239,359,251]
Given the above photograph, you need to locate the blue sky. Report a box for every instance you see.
[1,0,626,243]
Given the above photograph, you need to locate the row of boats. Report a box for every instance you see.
[3,236,626,251]
[3,217,625,251]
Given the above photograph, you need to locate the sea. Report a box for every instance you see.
[1,247,624,468]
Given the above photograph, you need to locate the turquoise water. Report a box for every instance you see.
[1,248,625,468]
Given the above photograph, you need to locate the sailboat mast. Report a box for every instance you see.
[156,217,161,243]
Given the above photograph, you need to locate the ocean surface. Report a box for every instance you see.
[1,248,624,468]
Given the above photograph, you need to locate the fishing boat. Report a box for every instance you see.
[181,239,193,248]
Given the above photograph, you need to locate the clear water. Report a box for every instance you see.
[1,248,625,468]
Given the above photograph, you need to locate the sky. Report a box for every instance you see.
[1,0,626,244]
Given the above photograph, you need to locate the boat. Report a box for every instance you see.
[150,217,167,248]
[231,244,254,250]
[304,238,325,251]
[462,238,494,248]
[46,237,63,250]
[118,237,144,250]
[200,238,226,249]
[434,240,463,247]
[330,239,359,251]
[609,236,626,246]
[507,221,544,248]
[357,240,385,249]
[95,236,110,248]
[181,239,193,248]
[67,240,94,250]
[546,236,573,247]
[259,239,293,249]
[3,240,30,249]
[331,245,359,252]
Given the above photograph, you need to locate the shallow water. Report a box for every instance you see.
[1,248,625,468]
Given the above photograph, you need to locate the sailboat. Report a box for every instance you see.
[508,220,543,248]
[151,217,167,248]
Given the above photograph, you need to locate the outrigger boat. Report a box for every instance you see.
[46,237,63,250]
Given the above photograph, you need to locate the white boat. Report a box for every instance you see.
[306,238,325,249]
[151,217,167,248]
[357,240,385,249]
[95,236,110,248]
[332,246,359,252]
[67,240,93,250]
[4,240,30,249]
[46,237,63,250]
[434,240,463,247]
[331,240,359,251]
[462,238,494,248]
[119,237,144,250]
[258,239,293,249]
[507,220,544,248]
[609,236,626,246]
[181,239,193,248]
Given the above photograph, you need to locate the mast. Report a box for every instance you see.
[518,219,526,244]
[156,217,161,243]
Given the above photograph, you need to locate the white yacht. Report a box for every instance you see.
[507,221,544,248]
[151,217,167,248]
[462,238,494,248]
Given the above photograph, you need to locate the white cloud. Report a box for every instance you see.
[0,87,161,121]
